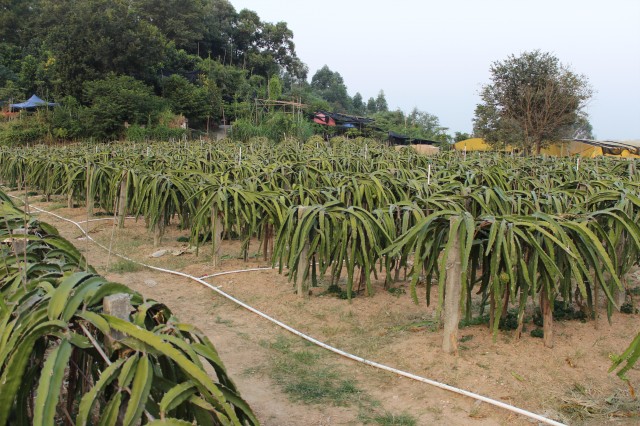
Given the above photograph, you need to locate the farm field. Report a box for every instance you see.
[5,191,639,426]
[1,138,640,424]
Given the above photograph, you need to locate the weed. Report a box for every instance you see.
[530,328,544,338]
[360,411,417,426]
[387,287,406,297]
[392,319,439,333]
[620,302,637,314]
[176,235,190,243]
[215,316,233,326]
[459,314,489,328]
[108,259,142,273]
[323,284,354,299]
[498,310,520,330]
[533,301,587,326]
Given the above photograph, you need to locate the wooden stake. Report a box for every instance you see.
[117,173,128,229]
[442,217,462,354]
[211,206,223,268]
[296,207,309,298]
[540,285,554,348]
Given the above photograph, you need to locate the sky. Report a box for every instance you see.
[231,0,640,140]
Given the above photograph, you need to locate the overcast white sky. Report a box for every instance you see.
[231,0,640,140]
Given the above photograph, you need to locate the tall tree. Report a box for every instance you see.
[36,0,167,97]
[375,90,388,112]
[133,0,206,53]
[310,65,352,112]
[473,50,593,154]
[366,97,377,114]
[352,92,364,115]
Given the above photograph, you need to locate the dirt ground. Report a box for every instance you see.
[13,193,640,425]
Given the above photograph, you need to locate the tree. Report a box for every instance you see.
[310,65,352,112]
[454,132,471,142]
[36,0,167,98]
[375,90,388,112]
[473,50,593,154]
[352,92,364,115]
[161,74,212,126]
[83,74,164,139]
[366,97,377,114]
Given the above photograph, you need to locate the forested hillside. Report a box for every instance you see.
[0,0,450,143]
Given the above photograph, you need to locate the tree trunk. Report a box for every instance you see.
[442,217,462,355]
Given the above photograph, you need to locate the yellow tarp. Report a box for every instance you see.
[540,141,603,158]
[454,138,640,158]
[454,138,500,151]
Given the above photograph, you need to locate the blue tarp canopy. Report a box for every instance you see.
[10,95,58,110]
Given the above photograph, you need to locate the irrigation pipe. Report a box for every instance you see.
[17,198,565,426]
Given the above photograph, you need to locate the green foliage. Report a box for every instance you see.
[0,191,257,425]
[310,65,352,112]
[454,132,472,143]
[83,74,165,140]
[0,113,48,145]
[265,336,361,405]
[125,124,188,142]
[610,332,640,391]
[231,113,314,142]
[474,50,593,153]
[161,74,212,126]
[530,328,544,338]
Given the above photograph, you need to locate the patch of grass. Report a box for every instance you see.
[629,286,640,296]
[176,235,190,243]
[391,318,439,333]
[108,259,143,273]
[459,314,489,328]
[360,411,417,426]
[47,203,67,211]
[262,335,362,406]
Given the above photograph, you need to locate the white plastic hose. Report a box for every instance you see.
[20,199,565,426]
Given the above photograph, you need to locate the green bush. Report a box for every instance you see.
[0,114,48,145]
